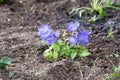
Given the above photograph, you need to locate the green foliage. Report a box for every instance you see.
[104,72,120,80]
[111,52,120,58]
[43,39,90,61]
[88,15,97,23]
[0,0,4,3]
[104,65,120,80]
[8,71,14,78]
[113,65,120,72]
[0,56,11,69]
[70,0,120,22]
[107,27,114,37]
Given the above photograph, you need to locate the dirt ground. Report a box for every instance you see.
[0,0,120,80]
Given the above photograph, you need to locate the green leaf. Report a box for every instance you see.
[107,27,114,37]
[113,65,120,72]
[43,49,58,61]
[104,72,120,80]
[79,10,85,17]
[0,62,7,68]
[51,43,60,52]
[53,52,58,59]
[0,56,11,69]
[98,7,106,17]
[106,0,113,6]
[57,39,63,45]
[43,49,50,57]
[79,50,91,57]
[0,56,11,65]
[44,52,53,61]
[70,52,77,60]
[112,52,120,58]
[69,7,77,14]
[78,46,91,57]
[88,15,97,23]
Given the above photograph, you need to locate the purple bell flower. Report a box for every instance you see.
[38,24,52,39]
[66,21,80,32]
[46,34,57,45]
[68,36,77,45]
[77,30,90,45]
[54,29,60,37]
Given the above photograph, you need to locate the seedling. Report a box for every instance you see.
[111,52,120,58]
[104,72,120,80]
[70,0,120,22]
[113,65,120,72]
[107,27,115,37]
[104,65,120,80]
[0,56,11,69]
[0,56,13,78]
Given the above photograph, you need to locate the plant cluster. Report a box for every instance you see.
[70,0,120,22]
[38,21,91,60]
[107,27,115,38]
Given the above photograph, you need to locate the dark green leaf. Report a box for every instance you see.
[98,8,106,17]
[0,56,11,65]
[0,56,11,69]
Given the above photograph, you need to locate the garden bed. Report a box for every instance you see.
[0,0,120,80]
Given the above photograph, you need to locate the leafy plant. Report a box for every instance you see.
[113,65,120,72]
[0,56,11,69]
[107,27,115,37]
[104,72,120,80]
[70,0,120,22]
[111,52,120,58]
[38,21,91,61]
[104,65,120,80]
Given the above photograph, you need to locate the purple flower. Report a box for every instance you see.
[46,34,57,45]
[38,24,60,45]
[78,30,90,35]
[66,21,80,32]
[54,29,60,37]
[68,36,77,45]
[77,30,90,45]
[38,24,52,39]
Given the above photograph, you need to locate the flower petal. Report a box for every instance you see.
[68,36,77,45]
[66,21,80,32]
[46,34,57,45]
[54,29,60,37]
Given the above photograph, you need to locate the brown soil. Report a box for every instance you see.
[0,0,120,80]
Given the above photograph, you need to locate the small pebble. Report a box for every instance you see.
[8,18,11,22]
